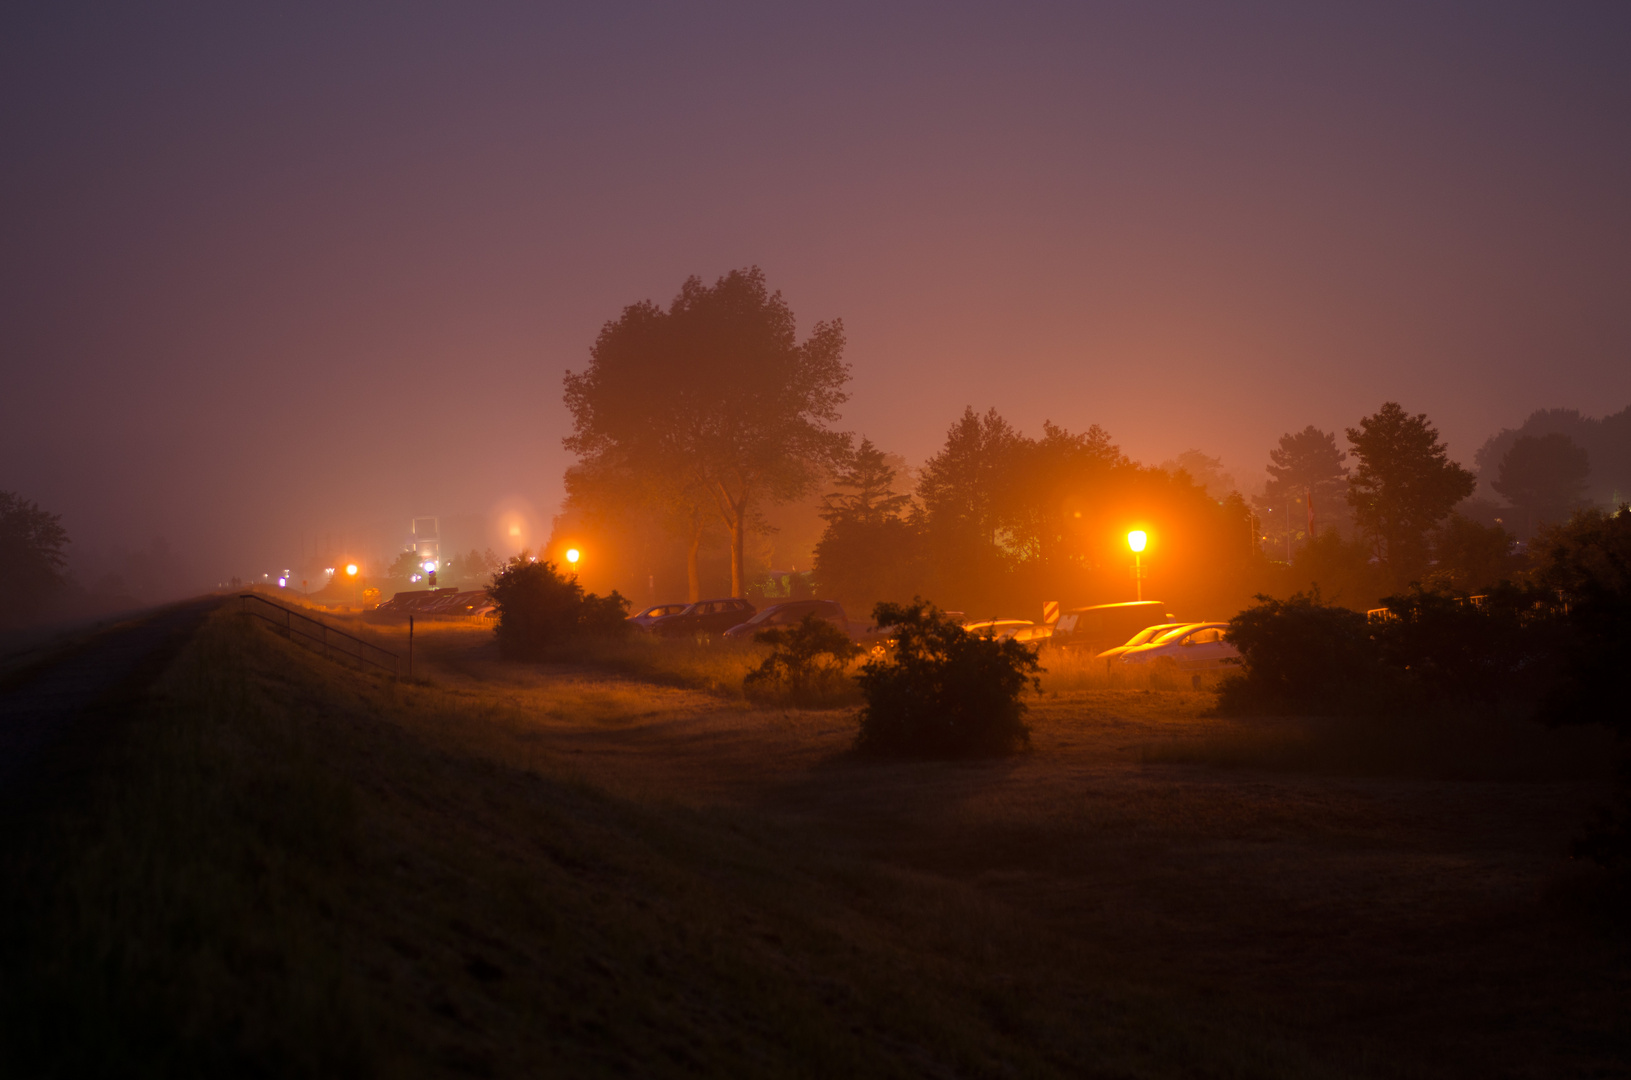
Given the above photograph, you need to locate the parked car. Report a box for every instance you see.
[961,618,1054,644]
[856,609,966,650]
[722,599,850,640]
[1094,622,1190,664]
[625,603,690,632]
[1050,601,1173,654]
[1115,622,1239,670]
[649,597,757,638]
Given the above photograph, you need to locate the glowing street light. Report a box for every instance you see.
[1127,530,1147,601]
[345,564,358,577]
[565,548,581,566]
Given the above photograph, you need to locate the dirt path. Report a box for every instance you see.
[0,597,219,794]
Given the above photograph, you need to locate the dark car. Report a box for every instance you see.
[649,597,757,638]
[721,599,850,640]
[625,603,690,632]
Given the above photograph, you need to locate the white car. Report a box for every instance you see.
[1094,622,1191,663]
[1115,622,1239,670]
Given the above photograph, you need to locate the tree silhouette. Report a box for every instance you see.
[819,438,911,526]
[564,268,850,597]
[812,438,920,611]
[1492,432,1590,537]
[0,491,70,626]
[1265,426,1348,505]
[1346,403,1476,585]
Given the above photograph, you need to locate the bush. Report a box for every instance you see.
[1216,591,1395,716]
[742,615,862,707]
[487,553,629,660]
[854,599,1040,758]
[1373,584,1564,709]
[1529,505,1631,731]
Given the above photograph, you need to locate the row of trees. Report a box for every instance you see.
[813,413,1260,617]
[559,267,1601,618]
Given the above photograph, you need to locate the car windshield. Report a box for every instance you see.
[1122,623,1177,647]
[1151,624,1200,644]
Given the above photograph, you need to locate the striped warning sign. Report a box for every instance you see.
[1042,600,1060,624]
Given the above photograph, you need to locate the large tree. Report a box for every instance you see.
[916,407,1020,549]
[1346,403,1476,584]
[812,438,920,611]
[563,268,850,598]
[0,491,70,626]
[1492,432,1590,537]
[1263,426,1348,529]
[914,408,1021,608]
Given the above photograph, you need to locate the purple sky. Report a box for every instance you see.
[4,3,1629,586]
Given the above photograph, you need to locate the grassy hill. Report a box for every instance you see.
[2,604,1624,1077]
[0,607,1326,1078]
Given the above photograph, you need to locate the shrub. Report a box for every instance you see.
[487,553,629,660]
[854,599,1040,758]
[1215,591,1397,716]
[1219,584,1569,718]
[1373,584,1564,709]
[1529,505,1631,731]
[742,614,862,707]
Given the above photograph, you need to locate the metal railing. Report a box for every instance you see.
[238,593,399,676]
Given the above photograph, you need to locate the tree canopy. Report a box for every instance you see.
[812,438,920,612]
[1265,426,1348,504]
[0,491,70,626]
[563,268,850,598]
[1346,402,1477,585]
[1492,432,1590,536]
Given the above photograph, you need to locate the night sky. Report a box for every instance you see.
[4,3,1629,587]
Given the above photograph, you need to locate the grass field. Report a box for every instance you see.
[2,605,1626,1076]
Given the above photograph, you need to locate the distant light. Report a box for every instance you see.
[1128,530,1147,553]
[422,560,437,573]
[345,564,358,576]
[325,567,335,575]
[509,525,521,537]
[565,548,580,564]
[410,573,421,583]
[277,577,287,587]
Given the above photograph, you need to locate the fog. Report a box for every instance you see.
[3,3,1629,603]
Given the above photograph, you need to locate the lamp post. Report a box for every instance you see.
[345,563,358,609]
[1127,530,1147,602]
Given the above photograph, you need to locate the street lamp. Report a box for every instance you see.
[1127,530,1147,602]
[565,548,581,566]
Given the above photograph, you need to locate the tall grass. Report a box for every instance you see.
[1035,645,1232,694]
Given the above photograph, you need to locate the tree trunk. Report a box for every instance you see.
[686,515,703,602]
[730,511,745,598]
